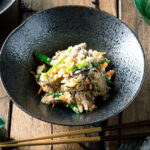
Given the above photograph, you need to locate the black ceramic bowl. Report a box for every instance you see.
[0,0,15,14]
[0,6,145,125]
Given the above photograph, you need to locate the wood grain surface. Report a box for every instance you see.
[0,83,7,99]
[0,0,18,136]
[11,105,52,150]
[100,0,117,16]
[121,0,150,147]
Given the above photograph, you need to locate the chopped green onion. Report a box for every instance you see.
[72,66,78,71]
[46,93,54,96]
[104,74,112,84]
[91,62,99,68]
[77,59,87,69]
[66,104,81,114]
[103,60,110,64]
[64,66,78,72]
[35,74,41,81]
[76,78,80,83]
[46,92,61,98]
[55,93,61,98]
[68,47,73,53]
[44,56,66,76]
[81,42,87,48]
[34,51,51,66]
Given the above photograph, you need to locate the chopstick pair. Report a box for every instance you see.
[0,120,150,148]
[1,133,150,148]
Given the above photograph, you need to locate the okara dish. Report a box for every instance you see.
[33,43,114,114]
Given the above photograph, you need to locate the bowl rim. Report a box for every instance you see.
[0,0,16,15]
[0,5,146,126]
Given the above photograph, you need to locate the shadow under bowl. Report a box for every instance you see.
[0,0,15,14]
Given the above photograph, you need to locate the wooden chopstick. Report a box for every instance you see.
[1,119,150,147]
[0,127,102,144]
[102,132,150,141]
[0,136,101,148]
[102,120,150,131]
[1,132,150,147]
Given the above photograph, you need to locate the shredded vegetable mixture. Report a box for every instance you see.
[33,43,114,114]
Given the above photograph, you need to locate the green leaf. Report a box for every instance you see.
[66,104,81,114]
[104,74,112,84]
[55,93,61,98]
[81,42,87,48]
[145,1,150,18]
[68,47,73,53]
[76,78,80,83]
[46,92,61,98]
[103,60,111,64]
[35,74,41,81]
[91,62,99,68]
[34,51,51,66]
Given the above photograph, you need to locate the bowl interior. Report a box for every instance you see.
[0,6,145,125]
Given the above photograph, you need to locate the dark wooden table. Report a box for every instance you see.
[0,0,150,149]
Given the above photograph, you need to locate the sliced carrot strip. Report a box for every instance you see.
[71,78,77,83]
[56,53,60,58]
[30,71,36,76]
[83,80,90,86]
[38,87,43,95]
[52,103,55,109]
[107,70,115,78]
[59,96,68,103]
[88,103,97,111]
[102,62,108,69]
[99,52,106,55]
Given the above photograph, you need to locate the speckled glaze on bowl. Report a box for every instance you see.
[0,0,15,14]
[0,6,145,125]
